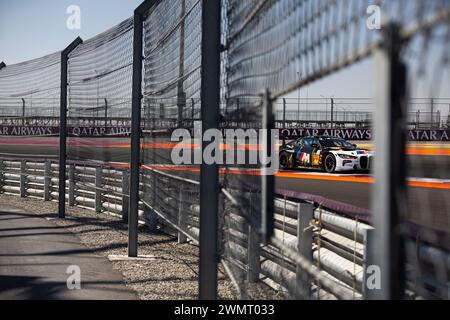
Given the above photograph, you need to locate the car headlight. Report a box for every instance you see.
[337,153,357,159]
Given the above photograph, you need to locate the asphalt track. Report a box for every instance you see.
[275,171,450,232]
[1,137,449,232]
[0,137,448,178]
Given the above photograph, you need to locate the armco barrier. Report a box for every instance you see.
[1,156,446,299]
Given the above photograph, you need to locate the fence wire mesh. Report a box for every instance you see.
[401,6,450,299]
[219,0,450,299]
[67,17,134,162]
[140,0,202,224]
[0,52,60,120]
[0,0,450,301]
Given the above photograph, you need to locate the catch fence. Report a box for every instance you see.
[1,156,447,299]
[0,0,449,300]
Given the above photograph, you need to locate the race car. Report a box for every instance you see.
[279,136,373,173]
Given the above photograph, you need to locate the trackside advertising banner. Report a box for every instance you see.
[0,125,449,141]
[0,126,131,137]
[280,128,450,141]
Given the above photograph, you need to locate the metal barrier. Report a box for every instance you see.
[1,0,450,301]
[0,156,369,299]
[1,156,449,299]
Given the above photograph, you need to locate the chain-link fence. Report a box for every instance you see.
[219,0,450,300]
[66,18,133,163]
[139,0,203,250]
[0,52,60,123]
[0,0,449,300]
[274,98,449,129]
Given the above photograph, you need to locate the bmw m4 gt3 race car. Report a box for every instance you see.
[279,136,373,173]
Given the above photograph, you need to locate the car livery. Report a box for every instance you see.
[279,136,373,173]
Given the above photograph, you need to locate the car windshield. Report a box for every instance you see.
[319,137,355,148]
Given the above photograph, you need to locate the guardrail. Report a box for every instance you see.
[0,156,447,299]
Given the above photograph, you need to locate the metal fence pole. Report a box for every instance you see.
[177,0,186,128]
[21,98,25,126]
[128,0,157,257]
[43,160,51,201]
[145,204,158,231]
[199,0,221,300]
[59,37,83,219]
[362,228,375,298]
[68,164,75,206]
[247,192,261,282]
[20,160,26,198]
[178,185,187,244]
[104,98,108,130]
[261,89,275,244]
[296,202,313,299]
[129,9,144,258]
[430,98,434,128]
[0,160,3,193]
[95,167,102,212]
[330,98,334,128]
[370,23,407,300]
[122,170,129,222]
[191,98,195,123]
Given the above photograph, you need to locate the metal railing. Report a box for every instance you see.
[0,156,368,298]
[1,103,447,130]
[2,0,450,301]
[1,156,447,299]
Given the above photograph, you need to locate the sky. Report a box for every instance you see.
[0,0,142,64]
[0,0,449,119]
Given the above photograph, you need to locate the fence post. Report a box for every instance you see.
[370,23,407,300]
[0,160,4,193]
[430,98,434,128]
[362,228,375,298]
[416,110,420,129]
[59,36,83,219]
[191,98,195,123]
[104,98,108,130]
[247,192,261,283]
[296,202,313,299]
[128,1,151,258]
[177,0,186,128]
[95,167,102,212]
[330,98,334,128]
[199,0,221,300]
[43,160,51,201]
[68,164,75,206]
[177,92,186,127]
[261,89,275,244]
[122,170,129,222]
[144,205,158,231]
[20,160,26,198]
[178,185,187,244]
[21,98,25,126]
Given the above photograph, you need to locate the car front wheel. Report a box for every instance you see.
[323,154,336,173]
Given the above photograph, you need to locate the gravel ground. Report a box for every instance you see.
[0,194,241,300]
